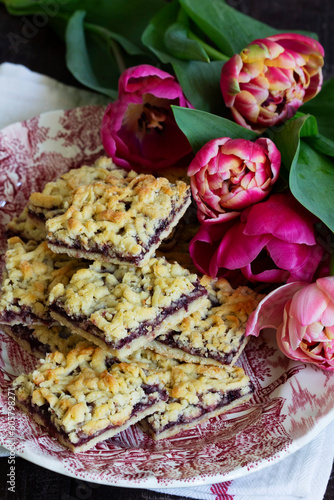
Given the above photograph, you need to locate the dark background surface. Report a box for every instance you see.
[0,1,333,499]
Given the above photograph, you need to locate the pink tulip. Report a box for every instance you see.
[188,137,281,222]
[189,193,325,282]
[246,278,334,370]
[101,64,193,172]
[221,34,324,132]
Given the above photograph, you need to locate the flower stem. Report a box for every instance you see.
[187,31,229,61]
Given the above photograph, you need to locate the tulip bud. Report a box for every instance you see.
[246,278,334,370]
[221,34,324,132]
[101,64,193,172]
[188,137,281,222]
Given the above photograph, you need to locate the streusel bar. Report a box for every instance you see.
[13,343,168,452]
[48,257,208,357]
[127,349,254,440]
[45,172,191,267]
[7,207,47,242]
[0,237,84,325]
[1,324,85,359]
[151,276,263,366]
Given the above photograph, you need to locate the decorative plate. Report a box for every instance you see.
[0,107,334,488]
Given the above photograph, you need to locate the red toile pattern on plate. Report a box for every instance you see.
[0,108,334,488]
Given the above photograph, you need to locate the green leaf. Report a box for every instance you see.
[267,114,318,171]
[172,106,257,152]
[142,2,227,113]
[302,78,334,141]
[179,0,280,56]
[65,11,118,98]
[305,134,334,157]
[173,60,227,114]
[85,24,144,56]
[5,0,166,47]
[2,0,41,14]
[268,114,334,231]
[83,0,167,47]
[179,0,317,56]
[142,0,184,65]
[164,21,209,62]
[290,140,334,232]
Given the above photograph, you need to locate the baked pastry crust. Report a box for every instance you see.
[0,237,84,325]
[151,276,263,366]
[126,349,254,440]
[48,257,208,357]
[45,172,191,267]
[13,343,168,452]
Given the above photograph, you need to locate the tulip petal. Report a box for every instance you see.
[266,239,317,273]
[119,64,191,107]
[215,222,271,270]
[320,302,334,327]
[243,193,316,244]
[316,277,334,301]
[219,139,266,163]
[220,55,243,107]
[245,281,306,337]
[234,91,260,122]
[265,67,295,90]
[189,219,236,275]
[289,283,329,325]
[268,33,325,57]
[287,314,308,350]
[241,264,290,283]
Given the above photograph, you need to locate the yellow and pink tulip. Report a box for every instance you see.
[220,33,324,132]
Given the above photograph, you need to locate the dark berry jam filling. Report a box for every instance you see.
[7,325,51,356]
[27,209,46,223]
[0,306,51,326]
[148,385,254,435]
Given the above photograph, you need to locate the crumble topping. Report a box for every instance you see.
[0,237,84,324]
[13,343,167,443]
[48,257,205,343]
[152,276,263,364]
[45,171,191,266]
[28,157,124,222]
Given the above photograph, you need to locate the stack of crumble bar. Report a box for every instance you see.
[0,157,262,452]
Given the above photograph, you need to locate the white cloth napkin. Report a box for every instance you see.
[0,62,333,500]
[0,62,108,128]
[153,421,334,500]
